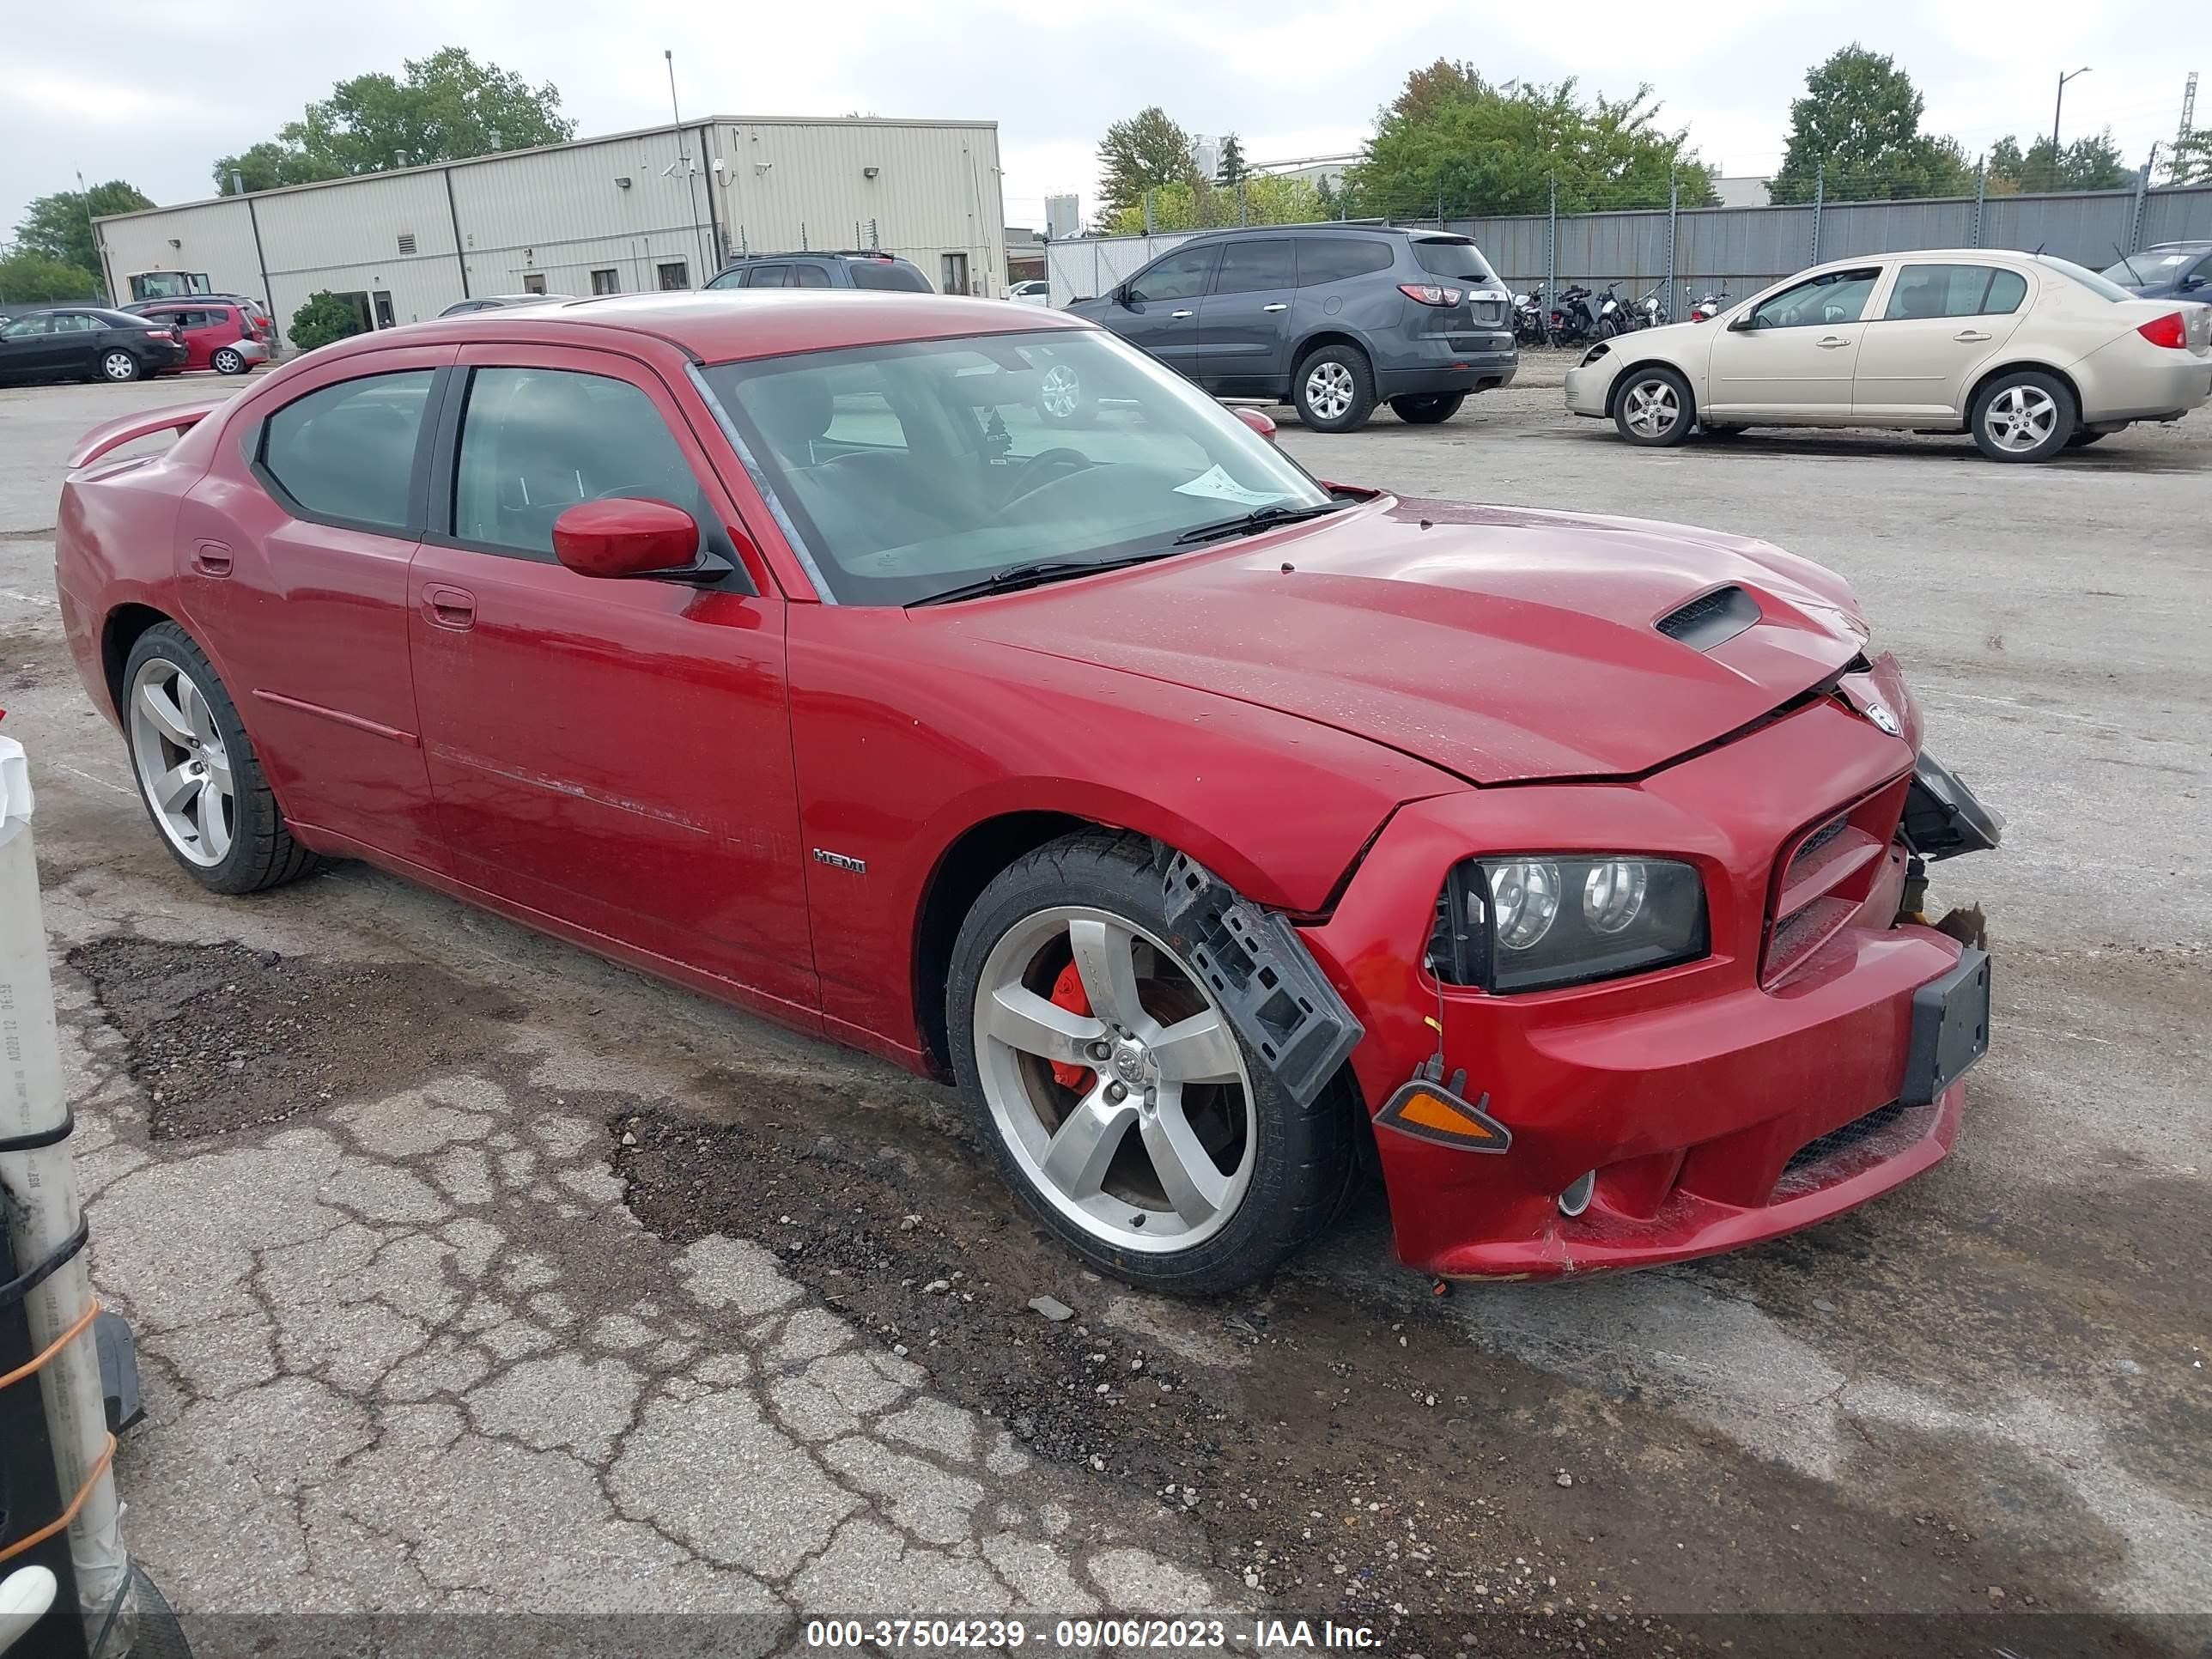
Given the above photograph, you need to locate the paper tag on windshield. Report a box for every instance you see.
[1174,466,1287,508]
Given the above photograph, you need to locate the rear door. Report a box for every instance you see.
[1108,243,1218,377]
[1852,263,2032,419]
[1194,237,1296,394]
[1705,266,1881,417]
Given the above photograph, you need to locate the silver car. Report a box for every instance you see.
[1563,249,2212,461]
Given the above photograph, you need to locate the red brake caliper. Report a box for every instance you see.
[1047,961,1094,1091]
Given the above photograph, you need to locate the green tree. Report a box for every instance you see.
[1215,133,1246,188]
[1108,173,1322,235]
[0,251,105,305]
[1096,106,1196,224]
[1343,64,1716,218]
[2172,127,2212,185]
[289,290,367,354]
[1984,130,2130,194]
[215,47,574,193]
[1771,46,1973,203]
[13,180,154,276]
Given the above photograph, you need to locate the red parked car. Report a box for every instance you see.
[125,299,271,375]
[53,293,1999,1293]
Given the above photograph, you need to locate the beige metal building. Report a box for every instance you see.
[94,115,1006,333]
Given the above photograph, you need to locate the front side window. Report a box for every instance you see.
[453,366,711,559]
[260,370,435,530]
[1883,264,2027,319]
[1212,239,1294,295]
[1750,268,1880,328]
[2,317,51,338]
[1127,245,1218,304]
[702,329,1333,606]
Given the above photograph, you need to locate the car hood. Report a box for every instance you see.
[945,497,1873,784]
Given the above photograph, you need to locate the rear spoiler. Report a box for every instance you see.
[65,400,223,470]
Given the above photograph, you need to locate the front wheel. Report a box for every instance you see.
[1389,392,1465,424]
[100,349,142,383]
[1613,366,1694,447]
[948,831,1356,1295]
[1291,344,1376,432]
[122,622,321,894]
[1970,370,2075,462]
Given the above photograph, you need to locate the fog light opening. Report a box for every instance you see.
[1558,1171,1596,1218]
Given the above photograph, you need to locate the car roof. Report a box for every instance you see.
[314,290,1089,367]
[721,250,915,263]
[9,304,137,320]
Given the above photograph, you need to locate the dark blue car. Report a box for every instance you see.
[2100,242,2212,301]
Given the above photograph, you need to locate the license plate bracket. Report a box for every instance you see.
[1900,946,1990,1107]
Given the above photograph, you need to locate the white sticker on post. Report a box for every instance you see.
[1172,466,1289,508]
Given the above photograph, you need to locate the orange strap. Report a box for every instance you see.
[0,1432,117,1565]
[0,1299,100,1393]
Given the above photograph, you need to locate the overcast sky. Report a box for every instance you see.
[4,0,2203,240]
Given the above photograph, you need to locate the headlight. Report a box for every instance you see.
[1428,857,1709,994]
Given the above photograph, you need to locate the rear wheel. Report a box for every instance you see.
[1291,344,1376,432]
[122,623,320,894]
[1389,392,1465,424]
[211,346,247,375]
[100,349,142,383]
[1970,369,2075,462]
[948,830,1356,1294]
[1613,366,1693,447]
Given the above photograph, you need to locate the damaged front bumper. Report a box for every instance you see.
[1297,688,2001,1279]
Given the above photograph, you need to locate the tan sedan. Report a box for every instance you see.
[1563,250,2212,461]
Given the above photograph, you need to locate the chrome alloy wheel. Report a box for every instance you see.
[1984,385,2057,453]
[1303,360,1355,422]
[974,906,1255,1253]
[127,657,234,867]
[1622,378,1680,438]
[1038,363,1082,419]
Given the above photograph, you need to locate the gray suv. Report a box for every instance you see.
[705,251,935,293]
[1062,226,1516,430]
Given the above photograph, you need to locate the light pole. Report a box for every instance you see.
[2051,66,2091,188]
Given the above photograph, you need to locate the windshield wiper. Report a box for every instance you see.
[908,551,1180,608]
[1171,501,1349,546]
[2112,242,2146,285]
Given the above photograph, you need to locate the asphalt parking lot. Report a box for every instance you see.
[1,360,2205,1656]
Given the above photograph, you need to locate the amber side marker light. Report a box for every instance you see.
[1376,1060,1512,1153]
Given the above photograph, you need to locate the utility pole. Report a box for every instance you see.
[665,50,710,284]
[2051,65,2092,189]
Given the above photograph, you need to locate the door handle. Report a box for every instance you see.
[1815,335,1851,349]
[190,540,233,577]
[1170,309,1194,319]
[1953,329,1992,342]
[422,584,476,631]
[1261,302,1289,313]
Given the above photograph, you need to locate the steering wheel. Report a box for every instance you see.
[999,447,1093,508]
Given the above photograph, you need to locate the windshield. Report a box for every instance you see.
[1413,239,1498,283]
[2034,254,2136,303]
[2099,248,2203,284]
[698,330,1333,605]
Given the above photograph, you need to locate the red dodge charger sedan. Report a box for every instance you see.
[54,292,1999,1293]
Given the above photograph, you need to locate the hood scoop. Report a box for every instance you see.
[1656,584,1761,650]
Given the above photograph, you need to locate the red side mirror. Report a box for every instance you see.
[1232,406,1278,443]
[551,498,701,579]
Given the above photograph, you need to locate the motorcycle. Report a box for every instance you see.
[1510,287,1549,347]
[1636,283,1669,328]
[1595,284,1632,336]
[1547,284,1597,346]
[1686,285,1729,324]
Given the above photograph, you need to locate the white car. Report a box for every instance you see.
[1563,249,2212,461]
[1006,280,1051,307]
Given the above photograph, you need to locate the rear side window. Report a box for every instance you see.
[792,264,833,289]
[259,371,434,531]
[1412,239,1497,283]
[1212,239,1295,295]
[849,260,932,292]
[1296,238,1395,286]
[1884,264,2027,319]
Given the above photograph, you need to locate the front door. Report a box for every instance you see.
[1704,266,1882,418]
[174,345,455,869]
[406,343,815,1015]
[1194,237,1295,394]
[1852,262,2032,420]
[1109,242,1219,378]
[0,315,66,381]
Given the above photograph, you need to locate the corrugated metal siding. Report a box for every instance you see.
[94,201,264,307]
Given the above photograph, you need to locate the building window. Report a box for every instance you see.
[521,274,547,295]
[657,261,690,291]
[941,252,970,295]
[397,232,417,256]
[590,268,620,295]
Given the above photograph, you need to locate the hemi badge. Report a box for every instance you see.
[1376,1060,1510,1153]
[812,849,866,874]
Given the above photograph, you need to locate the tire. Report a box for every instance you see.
[100,349,142,383]
[211,346,247,375]
[120,621,321,895]
[1389,392,1465,425]
[1969,369,2075,462]
[947,830,1357,1295]
[1291,343,1376,432]
[1035,360,1096,427]
[1613,365,1694,447]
